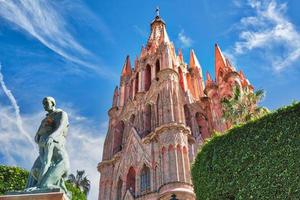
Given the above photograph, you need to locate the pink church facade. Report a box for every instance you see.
[98,12,253,200]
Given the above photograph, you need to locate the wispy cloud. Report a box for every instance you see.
[0,66,105,200]
[133,25,148,38]
[230,0,300,71]
[178,29,193,48]
[0,64,35,148]
[0,0,112,76]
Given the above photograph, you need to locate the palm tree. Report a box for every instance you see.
[68,170,91,195]
[221,86,269,127]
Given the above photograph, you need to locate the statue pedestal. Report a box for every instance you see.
[0,192,67,200]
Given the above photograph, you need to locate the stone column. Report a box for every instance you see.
[174,145,179,181]
[136,173,140,196]
[166,147,171,183]
[168,145,175,182]
[183,146,191,183]
[177,145,185,182]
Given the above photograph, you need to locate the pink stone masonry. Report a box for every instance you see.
[98,12,254,200]
[0,192,67,200]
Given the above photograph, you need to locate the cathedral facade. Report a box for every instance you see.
[98,12,253,200]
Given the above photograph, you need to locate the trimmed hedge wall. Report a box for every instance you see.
[0,165,86,200]
[0,165,29,195]
[191,103,300,199]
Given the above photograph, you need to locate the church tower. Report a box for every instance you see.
[98,9,254,200]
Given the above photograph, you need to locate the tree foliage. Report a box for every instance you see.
[191,102,300,199]
[222,87,269,126]
[0,165,86,200]
[67,170,91,196]
[65,182,86,200]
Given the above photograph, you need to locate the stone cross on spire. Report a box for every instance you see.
[156,6,160,18]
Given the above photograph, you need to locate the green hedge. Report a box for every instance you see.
[191,102,300,200]
[0,165,29,194]
[0,165,86,200]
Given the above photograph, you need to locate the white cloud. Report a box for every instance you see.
[232,0,300,71]
[232,0,243,7]
[0,64,35,149]
[0,67,106,200]
[178,29,193,48]
[66,111,106,200]
[0,0,112,76]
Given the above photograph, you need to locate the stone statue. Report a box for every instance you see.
[25,97,71,199]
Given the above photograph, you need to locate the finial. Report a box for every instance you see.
[156,6,160,17]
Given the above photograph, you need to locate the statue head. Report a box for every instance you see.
[43,96,56,112]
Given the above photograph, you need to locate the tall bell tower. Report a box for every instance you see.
[98,9,254,200]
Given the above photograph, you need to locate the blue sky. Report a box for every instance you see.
[0,0,299,199]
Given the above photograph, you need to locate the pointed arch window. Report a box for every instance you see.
[130,114,135,125]
[184,105,192,128]
[145,64,151,91]
[155,60,160,80]
[140,164,151,193]
[113,121,125,154]
[156,94,161,126]
[195,112,208,139]
[135,73,139,95]
[144,104,151,137]
[126,167,136,194]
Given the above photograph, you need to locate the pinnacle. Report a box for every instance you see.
[205,71,214,87]
[190,49,201,69]
[178,48,184,63]
[121,55,132,76]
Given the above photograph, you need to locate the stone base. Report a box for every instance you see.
[0,192,67,200]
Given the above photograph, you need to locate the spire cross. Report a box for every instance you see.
[156,6,160,17]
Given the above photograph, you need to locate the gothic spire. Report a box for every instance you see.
[205,71,213,86]
[112,86,119,107]
[121,55,132,76]
[215,43,227,81]
[178,48,184,63]
[147,7,170,51]
[189,49,201,69]
[134,55,139,70]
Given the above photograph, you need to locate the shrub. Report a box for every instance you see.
[191,103,300,199]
